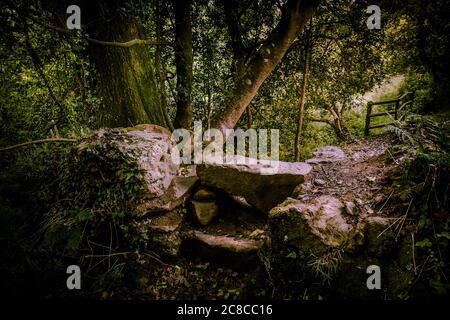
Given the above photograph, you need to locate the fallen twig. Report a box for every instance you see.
[0,138,76,151]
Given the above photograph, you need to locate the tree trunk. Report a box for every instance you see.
[294,21,312,161]
[86,2,171,128]
[328,105,352,142]
[206,87,212,130]
[173,0,193,129]
[223,0,247,79]
[331,116,352,142]
[213,0,320,138]
[154,0,174,131]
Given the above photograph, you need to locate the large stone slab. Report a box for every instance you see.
[190,231,260,253]
[306,146,347,164]
[182,231,261,269]
[197,155,311,212]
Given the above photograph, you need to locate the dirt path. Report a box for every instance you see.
[297,134,400,217]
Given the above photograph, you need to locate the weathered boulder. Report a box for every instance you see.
[266,196,366,291]
[76,128,197,216]
[365,216,397,257]
[197,155,312,212]
[269,196,360,255]
[306,146,347,164]
[266,195,410,298]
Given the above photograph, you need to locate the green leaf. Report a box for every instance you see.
[415,238,432,248]
[286,251,297,259]
[436,232,450,240]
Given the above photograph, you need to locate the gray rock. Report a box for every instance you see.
[269,196,356,251]
[267,195,409,298]
[344,200,357,216]
[197,155,311,212]
[182,231,261,269]
[78,128,197,216]
[229,195,253,209]
[136,165,198,215]
[365,216,397,257]
[314,178,326,186]
[190,231,260,252]
[306,146,347,164]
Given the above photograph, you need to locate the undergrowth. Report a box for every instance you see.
[0,136,147,298]
[386,113,450,297]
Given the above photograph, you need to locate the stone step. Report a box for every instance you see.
[181,230,262,270]
[197,155,311,212]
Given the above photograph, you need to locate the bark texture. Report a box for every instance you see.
[86,2,171,128]
[173,0,193,129]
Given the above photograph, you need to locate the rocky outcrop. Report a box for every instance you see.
[197,156,312,212]
[46,127,417,298]
[266,195,412,299]
[70,128,317,267]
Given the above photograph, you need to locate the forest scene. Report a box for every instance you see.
[0,0,449,303]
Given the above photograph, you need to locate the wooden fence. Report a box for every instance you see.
[364,91,415,136]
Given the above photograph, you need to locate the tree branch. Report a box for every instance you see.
[0,138,77,152]
[307,117,333,126]
[87,37,168,47]
[25,14,170,47]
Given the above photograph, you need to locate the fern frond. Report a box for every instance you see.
[386,125,416,146]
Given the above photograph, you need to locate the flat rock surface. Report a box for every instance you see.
[190,231,260,253]
[197,155,311,212]
[306,146,347,164]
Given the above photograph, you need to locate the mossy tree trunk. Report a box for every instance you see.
[86,2,172,128]
[173,0,193,129]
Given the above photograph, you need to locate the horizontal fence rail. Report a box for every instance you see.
[364,91,415,136]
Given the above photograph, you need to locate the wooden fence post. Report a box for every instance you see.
[365,102,372,136]
[394,100,399,120]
